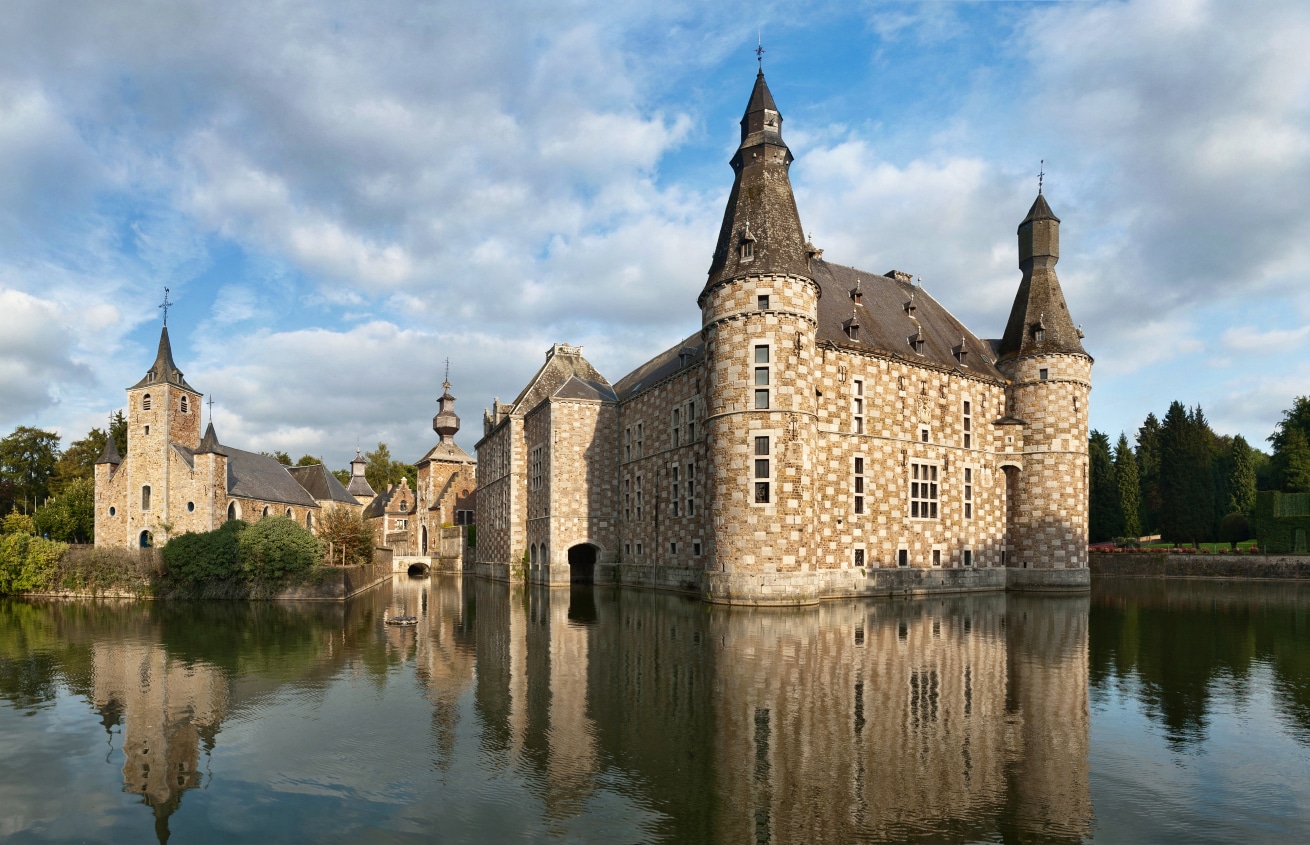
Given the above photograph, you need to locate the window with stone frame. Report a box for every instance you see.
[852,379,864,434]
[670,466,680,516]
[909,462,939,519]
[964,467,973,519]
[962,400,972,449]
[754,436,771,504]
[853,456,865,514]
[686,400,696,443]
[637,423,644,457]
[636,474,643,520]
[141,485,151,510]
[624,427,631,461]
[530,446,544,491]
[624,476,631,521]
[854,548,865,568]
[180,395,189,413]
[142,394,152,411]
[672,408,681,447]
[686,461,695,516]
[754,345,770,410]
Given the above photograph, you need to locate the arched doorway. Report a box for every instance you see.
[567,544,597,584]
[228,501,239,521]
[139,530,153,548]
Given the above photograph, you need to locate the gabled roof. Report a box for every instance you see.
[508,344,615,417]
[223,446,320,508]
[131,326,198,392]
[554,375,618,402]
[287,464,356,505]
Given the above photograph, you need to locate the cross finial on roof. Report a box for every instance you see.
[756,32,765,68]
[1038,159,1045,195]
[206,395,214,426]
[158,287,172,326]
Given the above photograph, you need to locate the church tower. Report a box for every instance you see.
[996,192,1092,585]
[699,69,822,604]
[122,326,204,546]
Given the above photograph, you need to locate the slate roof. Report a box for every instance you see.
[287,464,357,505]
[131,326,198,392]
[347,474,376,499]
[614,333,704,401]
[95,435,122,465]
[224,446,320,507]
[416,440,475,465]
[554,375,619,402]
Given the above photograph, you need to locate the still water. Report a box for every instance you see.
[2,576,1309,843]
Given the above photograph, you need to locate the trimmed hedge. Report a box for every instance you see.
[1252,491,1310,554]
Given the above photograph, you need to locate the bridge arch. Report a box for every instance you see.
[566,543,597,584]
[407,561,430,577]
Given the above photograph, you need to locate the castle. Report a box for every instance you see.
[474,69,1092,604]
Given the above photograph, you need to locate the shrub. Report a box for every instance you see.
[2,509,34,536]
[1218,513,1251,550]
[162,520,246,583]
[0,534,68,594]
[56,546,151,594]
[32,477,95,543]
[317,506,375,566]
[238,517,322,584]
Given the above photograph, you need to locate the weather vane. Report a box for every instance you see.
[159,287,172,327]
[443,357,451,389]
[207,395,214,426]
[756,32,765,68]
[1038,159,1045,195]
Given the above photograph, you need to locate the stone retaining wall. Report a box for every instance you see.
[1089,551,1310,580]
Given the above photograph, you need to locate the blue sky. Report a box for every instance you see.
[2,0,1308,469]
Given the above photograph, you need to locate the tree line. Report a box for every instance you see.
[1089,396,1310,546]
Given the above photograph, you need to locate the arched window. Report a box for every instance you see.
[262,505,270,518]
[142,394,152,411]
[531,544,538,565]
[285,507,293,518]
[141,486,151,510]
[140,530,153,548]
[228,501,238,521]
[306,512,314,530]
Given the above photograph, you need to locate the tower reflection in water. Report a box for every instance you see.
[471,581,1091,843]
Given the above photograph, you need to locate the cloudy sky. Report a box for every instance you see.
[2,0,1308,469]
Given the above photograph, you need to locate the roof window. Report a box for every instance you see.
[909,329,925,355]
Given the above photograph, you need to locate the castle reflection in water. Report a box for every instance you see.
[80,577,1091,842]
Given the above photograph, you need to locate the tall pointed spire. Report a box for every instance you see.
[702,69,811,296]
[131,326,197,391]
[996,192,1087,361]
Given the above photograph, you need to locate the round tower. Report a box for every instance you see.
[996,191,1092,588]
[699,69,822,605]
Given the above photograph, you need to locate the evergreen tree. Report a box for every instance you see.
[1281,428,1310,494]
[110,410,127,458]
[51,427,108,493]
[1136,413,1163,534]
[1270,396,1310,492]
[1226,435,1257,515]
[364,442,416,492]
[1114,433,1142,539]
[1158,403,1215,545]
[1088,430,1122,543]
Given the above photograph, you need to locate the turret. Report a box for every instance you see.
[347,448,376,505]
[700,68,821,604]
[997,191,1092,583]
[433,379,461,444]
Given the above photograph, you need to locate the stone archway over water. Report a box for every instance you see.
[567,544,596,584]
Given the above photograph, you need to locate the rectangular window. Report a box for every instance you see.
[932,549,941,567]
[636,475,643,520]
[754,436,770,504]
[686,401,696,444]
[625,427,631,461]
[754,345,770,410]
[530,446,544,491]
[693,541,702,556]
[636,543,642,555]
[757,294,769,310]
[963,549,973,568]
[625,543,631,556]
[854,548,865,567]
[898,549,909,568]
[141,485,151,510]
[670,542,677,555]
[852,379,864,434]
[637,423,643,457]
[686,462,695,515]
[673,408,681,447]
[671,467,680,516]
[963,400,973,450]
[853,456,865,515]
[920,428,929,443]
[910,463,939,519]
[755,389,770,409]
[964,467,973,520]
[1039,368,1049,380]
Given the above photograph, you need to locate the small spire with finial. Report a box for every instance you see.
[206,395,214,426]
[756,31,765,68]
[1038,159,1045,195]
[443,357,451,389]
[158,287,172,327]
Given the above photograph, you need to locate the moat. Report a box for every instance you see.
[3,576,1309,843]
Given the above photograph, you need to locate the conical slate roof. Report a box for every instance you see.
[703,70,812,295]
[95,435,122,465]
[996,193,1087,362]
[131,326,197,392]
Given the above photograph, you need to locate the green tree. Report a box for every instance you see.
[363,442,416,493]
[237,517,322,583]
[1270,396,1310,492]
[1226,435,1257,515]
[331,468,351,487]
[295,454,321,467]
[51,427,108,493]
[32,477,95,543]
[262,450,293,467]
[2,509,35,536]
[0,427,61,513]
[1280,428,1310,494]
[1114,433,1142,539]
[1136,413,1162,534]
[318,506,376,566]
[1159,402,1215,545]
[1088,430,1122,543]
[109,410,127,458]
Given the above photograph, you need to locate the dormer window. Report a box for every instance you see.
[1032,315,1046,343]
[953,338,969,364]
[904,300,916,318]
[844,314,860,341]
[851,280,863,305]
[739,223,756,261]
[142,394,152,411]
[909,330,925,354]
